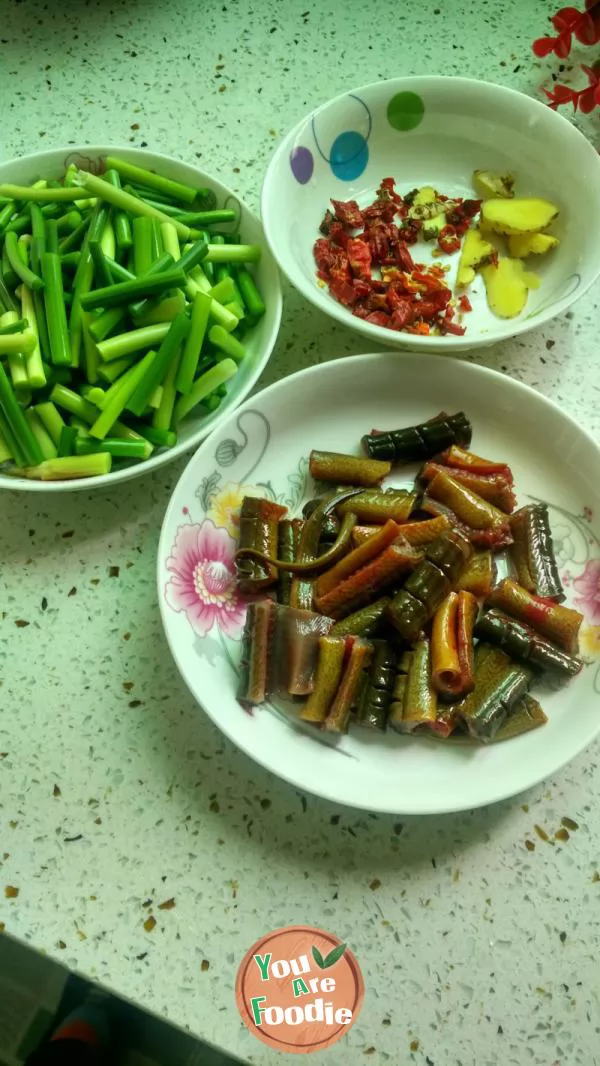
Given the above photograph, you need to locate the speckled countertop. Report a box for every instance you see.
[1,1,600,1063]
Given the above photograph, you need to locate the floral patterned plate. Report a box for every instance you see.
[158,353,600,814]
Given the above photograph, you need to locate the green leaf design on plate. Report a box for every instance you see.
[197,470,221,512]
[311,945,326,969]
[255,479,277,501]
[284,455,309,510]
[322,942,347,968]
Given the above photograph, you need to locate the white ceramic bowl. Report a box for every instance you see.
[262,76,600,353]
[0,145,282,492]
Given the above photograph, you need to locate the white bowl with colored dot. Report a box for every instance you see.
[0,145,282,492]
[261,76,600,352]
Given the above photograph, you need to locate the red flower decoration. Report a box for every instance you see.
[552,6,585,31]
[532,32,572,58]
[533,1,600,110]
[575,10,600,42]
[534,3,600,114]
[543,83,578,109]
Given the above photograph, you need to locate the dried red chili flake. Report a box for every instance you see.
[445,201,480,235]
[419,296,449,320]
[328,277,357,307]
[377,176,404,204]
[362,203,383,221]
[365,294,388,313]
[319,209,334,236]
[327,246,351,283]
[369,278,389,294]
[364,310,391,327]
[388,300,415,330]
[412,269,444,293]
[438,225,461,254]
[398,220,422,245]
[431,267,449,282]
[441,320,466,336]
[331,199,363,228]
[459,294,473,313]
[399,275,422,296]
[385,287,407,313]
[458,199,481,219]
[430,287,452,310]
[396,241,415,272]
[347,237,372,279]
[328,221,349,248]
[363,200,398,222]
[353,279,371,300]
[382,221,401,244]
[368,232,389,265]
[313,238,333,272]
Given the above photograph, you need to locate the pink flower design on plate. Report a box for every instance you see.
[164,519,246,638]
[573,559,600,623]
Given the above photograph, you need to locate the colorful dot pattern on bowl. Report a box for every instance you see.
[386,91,425,131]
[330,130,369,181]
[290,145,314,184]
[289,90,425,183]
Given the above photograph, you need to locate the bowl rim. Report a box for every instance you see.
[0,144,283,492]
[261,74,600,350]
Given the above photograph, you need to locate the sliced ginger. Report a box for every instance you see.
[481,197,559,236]
[457,227,496,287]
[473,170,514,199]
[477,217,497,242]
[481,257,540,318]
[507,233,560,259]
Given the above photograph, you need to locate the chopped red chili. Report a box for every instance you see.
[331,199,363,228]
[438,225,462,255]
[441,320,466,336]
[314,179,480,336]
[328,278,357,307]
[388,299,415,330]
[347,237,372,280]
[319,209,334,236]
[364,310,391,327]
[328,221,349,249]
[352,278,372,300]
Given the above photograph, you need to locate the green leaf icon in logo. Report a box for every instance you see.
[312,942,347,969]
[311,945,326,969]
[323,942,347,968]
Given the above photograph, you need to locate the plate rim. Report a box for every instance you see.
[157,351,600,814]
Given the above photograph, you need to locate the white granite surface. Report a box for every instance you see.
[1,1,600,1063]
